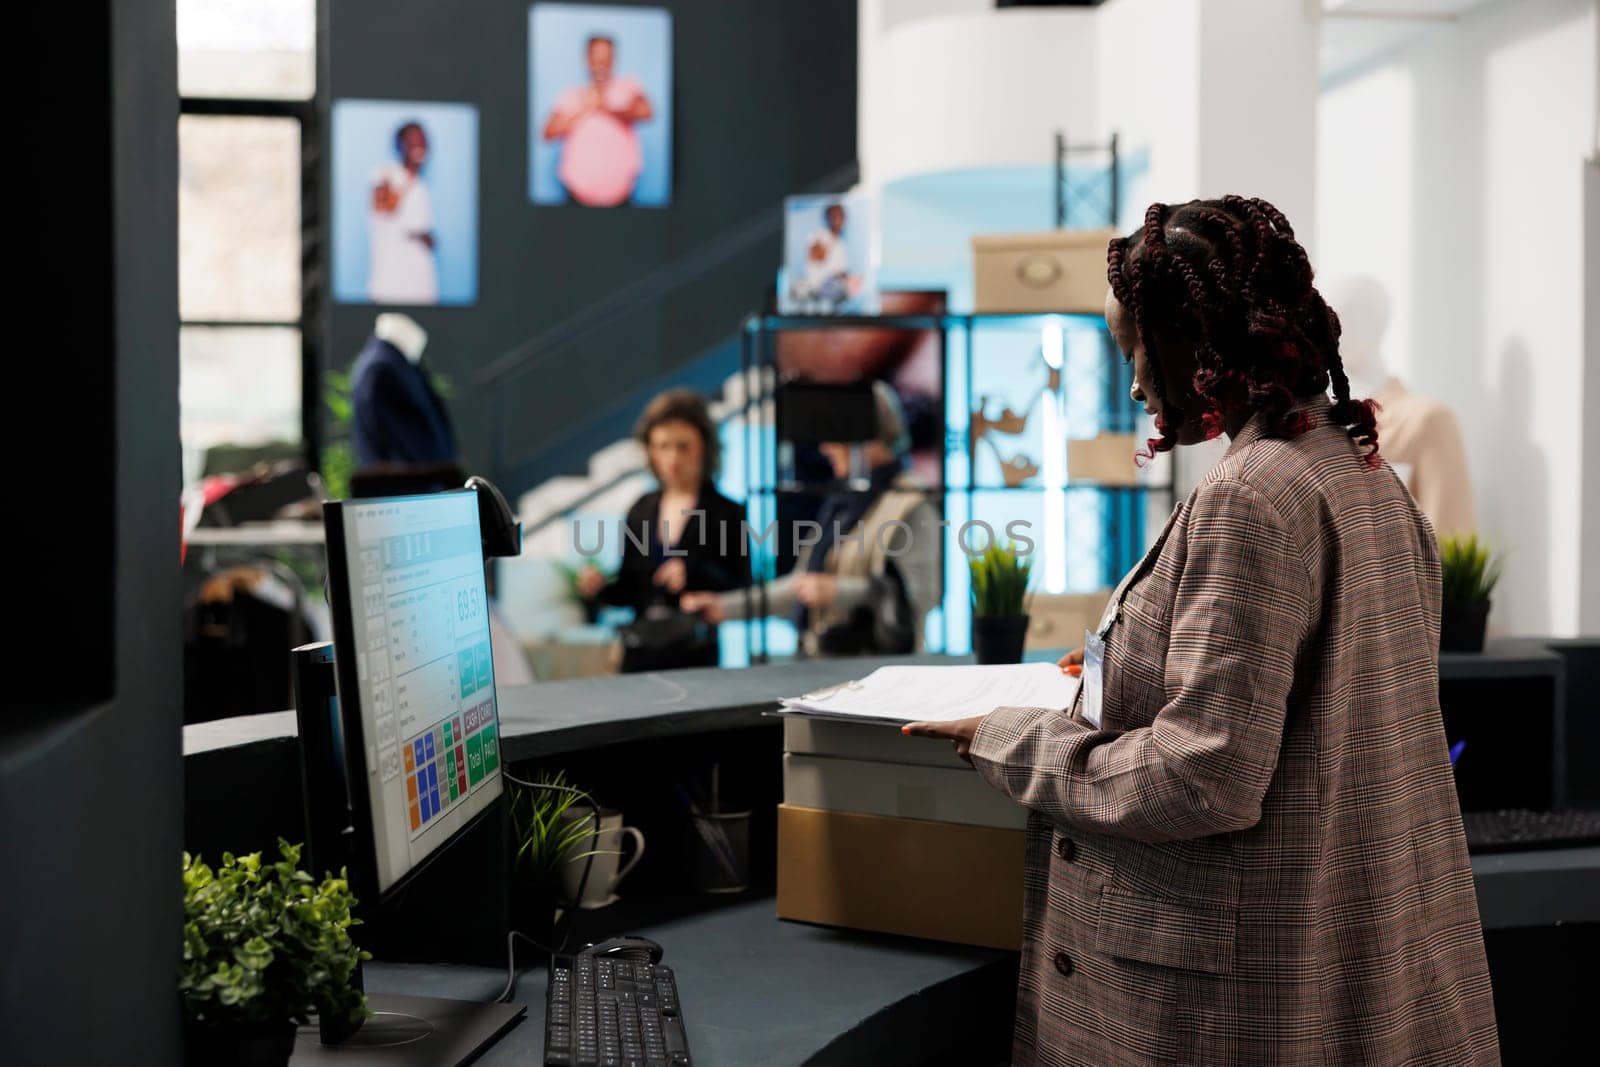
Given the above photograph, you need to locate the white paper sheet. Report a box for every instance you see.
[778,663,1082,725]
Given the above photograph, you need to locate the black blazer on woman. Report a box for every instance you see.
[597,483,749,617]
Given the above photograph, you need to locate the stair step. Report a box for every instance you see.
[517,476,594,523]
[588,438,646,484]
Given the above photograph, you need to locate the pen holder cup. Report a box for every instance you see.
[687,810,750,895]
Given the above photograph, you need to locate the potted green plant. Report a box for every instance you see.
[969,540,1034,664]
[508,771,614,952]
[1439,533,1502,653]
[180,840,370,1067]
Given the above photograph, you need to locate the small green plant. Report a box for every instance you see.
[1439,534,1503,607]
[969,540,1034,618]
[323,370,356,428]
[180,840,370,1029]
[508,771,614,890]
[320,370,357,501]
[319,442,356,502]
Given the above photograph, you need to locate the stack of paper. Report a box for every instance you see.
[779,663,1081,726]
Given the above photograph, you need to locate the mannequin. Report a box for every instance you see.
[350,312,458,467]
[1327,276,1475,539]
[374,311,428,364]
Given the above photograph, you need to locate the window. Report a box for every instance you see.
[179,116,301,322]
[177,1,321,487]
[179,326,303,455]
[178,0,315,100]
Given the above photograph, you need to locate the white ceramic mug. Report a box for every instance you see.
[559,808,646,909]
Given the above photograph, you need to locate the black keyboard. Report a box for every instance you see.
[1463,808,1600,853]
[545,953,692,1067]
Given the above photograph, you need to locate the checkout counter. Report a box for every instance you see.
[183,642,1600,1065]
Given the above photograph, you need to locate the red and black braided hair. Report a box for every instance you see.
[1106,196,1380,466]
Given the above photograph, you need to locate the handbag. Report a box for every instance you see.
[617,600,717,673]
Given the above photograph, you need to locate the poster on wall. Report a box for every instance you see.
[332,99,478,306]
[529,3,672,208]
[780,194,879,315]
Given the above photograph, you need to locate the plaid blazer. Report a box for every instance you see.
[971,399,1498,1065]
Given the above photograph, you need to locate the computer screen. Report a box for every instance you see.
[325,490,504,896]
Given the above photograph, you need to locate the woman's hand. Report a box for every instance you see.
[900,715,988,765]
[576,564,606,599]
[793,573,837,607]
[1058,646,1084,677]
[653,558,688,594]
[679,591,725,624]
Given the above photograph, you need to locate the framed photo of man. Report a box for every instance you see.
[780,193,879,315]
[332,99,479,306]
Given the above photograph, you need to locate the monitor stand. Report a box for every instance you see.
[290,993,524,1065]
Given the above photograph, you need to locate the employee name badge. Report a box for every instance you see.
[1081,629,1105,728]
[1081,565,1126,730]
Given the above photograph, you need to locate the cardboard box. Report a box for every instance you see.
[783,752,1028,830]
[1025,590,1111,651]
[972,229,1115,314]
[1067,433,1142,485]
[783,716,970,769]
[776,804,1025,950]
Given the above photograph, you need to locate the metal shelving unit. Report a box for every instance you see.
[735,310,1175,665]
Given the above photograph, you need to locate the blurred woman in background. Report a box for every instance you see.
[578,389,747,671]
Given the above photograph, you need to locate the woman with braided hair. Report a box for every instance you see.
[905,198,1498,1064]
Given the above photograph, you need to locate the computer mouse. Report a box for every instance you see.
[580,935,664,963]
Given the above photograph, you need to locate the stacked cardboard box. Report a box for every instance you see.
[776,717,1027,950]
[972,229,1115,314]
[1067,433,1143,486]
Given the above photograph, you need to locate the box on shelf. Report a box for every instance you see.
[776,803,1025,950]
[972,228,1115,314]
[783,752,1027,830]
[1025,591,1111,652]
[1067,433,1142,486]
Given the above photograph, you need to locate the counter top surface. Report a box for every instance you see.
[184,653,967,759]
[185,637,1575,760]
[358,896,1011,1066]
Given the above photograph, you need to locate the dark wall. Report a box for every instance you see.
[327,0,858,492]
[2,1,182,1063]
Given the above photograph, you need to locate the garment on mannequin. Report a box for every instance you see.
[1327,275,1475,539]
[351,313,456,466]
